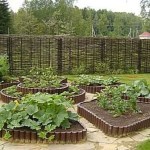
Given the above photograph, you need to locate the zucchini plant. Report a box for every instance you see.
[121,79,150,98]
[0,93,78,141]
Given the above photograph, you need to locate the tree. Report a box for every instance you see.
[13,9,44,35]
[140,0,150,19]
[0,0,11,34]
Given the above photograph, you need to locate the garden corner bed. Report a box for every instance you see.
[77,99,150,137]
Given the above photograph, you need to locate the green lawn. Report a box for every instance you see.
[136,140,150,150]
[66,74,150,84]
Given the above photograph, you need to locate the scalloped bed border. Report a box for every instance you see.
[70,89,86,104]
[17,83,69,94]
[0,89,17,103]
[77,100,150,137]
[0,122,87,143]
[0,81,19,90]
[79,84,120,94]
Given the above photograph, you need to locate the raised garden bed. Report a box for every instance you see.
[17,83,68,94]
[0,81,19,90]
[70,89,86,104]
[77,99,150,137]
[0,89,17,103]
[0,121,86,143]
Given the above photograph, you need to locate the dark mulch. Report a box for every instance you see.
[80,100,150,127]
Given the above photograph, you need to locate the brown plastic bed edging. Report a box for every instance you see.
[0,121,87,143]
[0,89,17,103]
[70,89,86,104]
[0,81,19,90]
[122,94,150,104]
[17,83,69,94]
[79,83,121,94]
[79,85,105,94]
[77,99,150,137]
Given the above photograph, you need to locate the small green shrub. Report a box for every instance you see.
[0,55,9,82]
[96,86,139,117]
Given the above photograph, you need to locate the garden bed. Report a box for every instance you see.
[17,83,68,94]
[77,99,150,137]
[0,121,86,143]
[0,89,17,103]
[79,83,120,94]
[70,89,86,104]
[0,81,19,90]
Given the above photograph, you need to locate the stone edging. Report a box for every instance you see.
[17,83,68,94]
[77,99,150,137]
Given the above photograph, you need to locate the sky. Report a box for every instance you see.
[8,0,141,16]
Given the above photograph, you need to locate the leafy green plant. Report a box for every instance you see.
[0,55,9,82]
[61,85,80,97]
[21,67,63,88]
[0,92,78,140]
[74,75,119,86]
[74,75,104,86]
[3,85,23,98]
[121,79,150,98]
[96,86,139,117]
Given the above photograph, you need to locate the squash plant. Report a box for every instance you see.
[21,67,65,88]
[121,79,150,98]
[96,86,139,117]
[0,93,78,141]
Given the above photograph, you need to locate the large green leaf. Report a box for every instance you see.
[26,105,38,115]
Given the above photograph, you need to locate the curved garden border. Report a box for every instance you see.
[0,89,17,103]
[77,99,150,137]
[17,83,69,94]
[79,83,121,94]
[0,81,19,90]
[138,97,150,103]
[79,85,105,93]
[0,121,87,143]
[70,89,86,104]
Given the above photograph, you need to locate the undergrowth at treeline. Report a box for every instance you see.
[0,93,78,141]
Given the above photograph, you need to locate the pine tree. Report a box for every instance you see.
[0,0,11,34]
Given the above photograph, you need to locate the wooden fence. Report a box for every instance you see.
[0,35,150,74]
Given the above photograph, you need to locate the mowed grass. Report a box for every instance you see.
[66,74,150,84]
[136,140,150,150]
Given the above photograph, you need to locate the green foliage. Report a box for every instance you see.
[121,79,150,98]
[3,85,23,98]
[0,55,9,82]
[96,86,139,117]
[0,0,11,34]
[0,92,78,140]
[136,139,150,150]
[74,75,119,86]
[10,0,144,37]
[22,67,62,88]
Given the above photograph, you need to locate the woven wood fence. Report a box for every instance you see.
[0,35,150,74]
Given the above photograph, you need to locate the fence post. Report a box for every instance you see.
[7,36,13,74]
[57,38,63,75]
[138,39,142,73]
